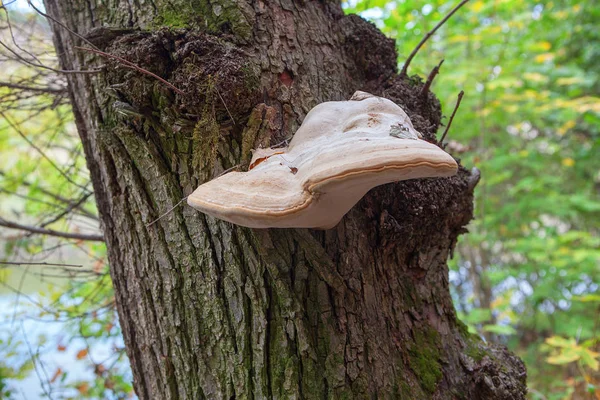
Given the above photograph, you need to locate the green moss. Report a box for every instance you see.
[456,318,470,338]
[192,111,220,176]
[464,336,486,363]
[152,0,205,28]
[152,85,173,111]
[450,387,468,399]
[406,75,424,86]
[349,376,369,397]
[202,0,253,40]
[240,105,266,164]
[157,9,191,28]
[241,62,260,93]
[153,0,253,39]
[408,326,442,394]
[393,380,412,399]
[400,279,420,309]
[336,390,352,400]
[155,0,252,39]
[187,75,222,178]
[455,317,488,363]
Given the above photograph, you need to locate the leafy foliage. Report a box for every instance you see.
[344,0,600,398]
[0,335,34,399]
[0,8,132,400]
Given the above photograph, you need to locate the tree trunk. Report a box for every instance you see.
[44,0,527,398]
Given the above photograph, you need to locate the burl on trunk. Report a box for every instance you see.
[44,0,526,398]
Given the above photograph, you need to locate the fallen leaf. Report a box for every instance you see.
[76,382,90,394]
[76,348,89,360]
[50,368,63,383]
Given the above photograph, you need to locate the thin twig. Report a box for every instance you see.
[2,3,44,64]
[215,85,235,124]
[0,175,98,220]
[270,138,290,149]
[0,112,92,193]
[27,270,98,279]
[440,90,465,144]
[39,192,93,228]
[11,264,29,326]
[146,197,188,228]
[420,59,444,99]
[1,188,69,209]
[75,46,184,95]
[0,39,102,74]
[0,217,104,242]
[216,164,241,178]
[27,1,99,50]
[400,0,471,76]
[0,0,18,9]
[146,164,241,228]
[0,81,65,94]
[0,261,82,267]
[21,323,55,400]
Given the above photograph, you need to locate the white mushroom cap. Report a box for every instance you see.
[188,92,458,229]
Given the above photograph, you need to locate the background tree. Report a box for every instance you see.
[19,0,530,398]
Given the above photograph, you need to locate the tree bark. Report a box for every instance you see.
[44,0,527,398]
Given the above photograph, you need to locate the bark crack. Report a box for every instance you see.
[263,266,274,400]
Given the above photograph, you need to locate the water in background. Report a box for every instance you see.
[0,254,131,399]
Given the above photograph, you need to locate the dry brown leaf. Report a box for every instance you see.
[50,368,63,383]
[76,348,88,360]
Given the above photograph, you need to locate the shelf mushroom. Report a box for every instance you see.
[188,91,458,229]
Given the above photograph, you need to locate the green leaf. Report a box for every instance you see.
[579,348,600,371]
[545,336,577,348]
[573,294,600,303]
[482,324,517,335]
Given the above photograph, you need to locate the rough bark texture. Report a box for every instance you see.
[44,0,527,398]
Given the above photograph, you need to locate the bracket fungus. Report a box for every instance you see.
[188,91,458,229]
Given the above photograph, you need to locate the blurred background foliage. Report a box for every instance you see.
[344,0,600,398]
[0,5,131,399]
[0,0,598,399]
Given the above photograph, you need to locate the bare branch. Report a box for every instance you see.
[1,2,44,64]
[0,170,98,220]
[0,0,18,9]
[440,90,465,144]
[420,59,444,99]
[75,46,185,95]
[20,323,55,400]
[27,1,99,50]
[400,0,470,76]
[0,39,102,74]
[0,188,66,208]
[0,81,65,94]
[39,192,94,228]
[0,111,92,193]
[0,261,82,267]
[0,217,104,242]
